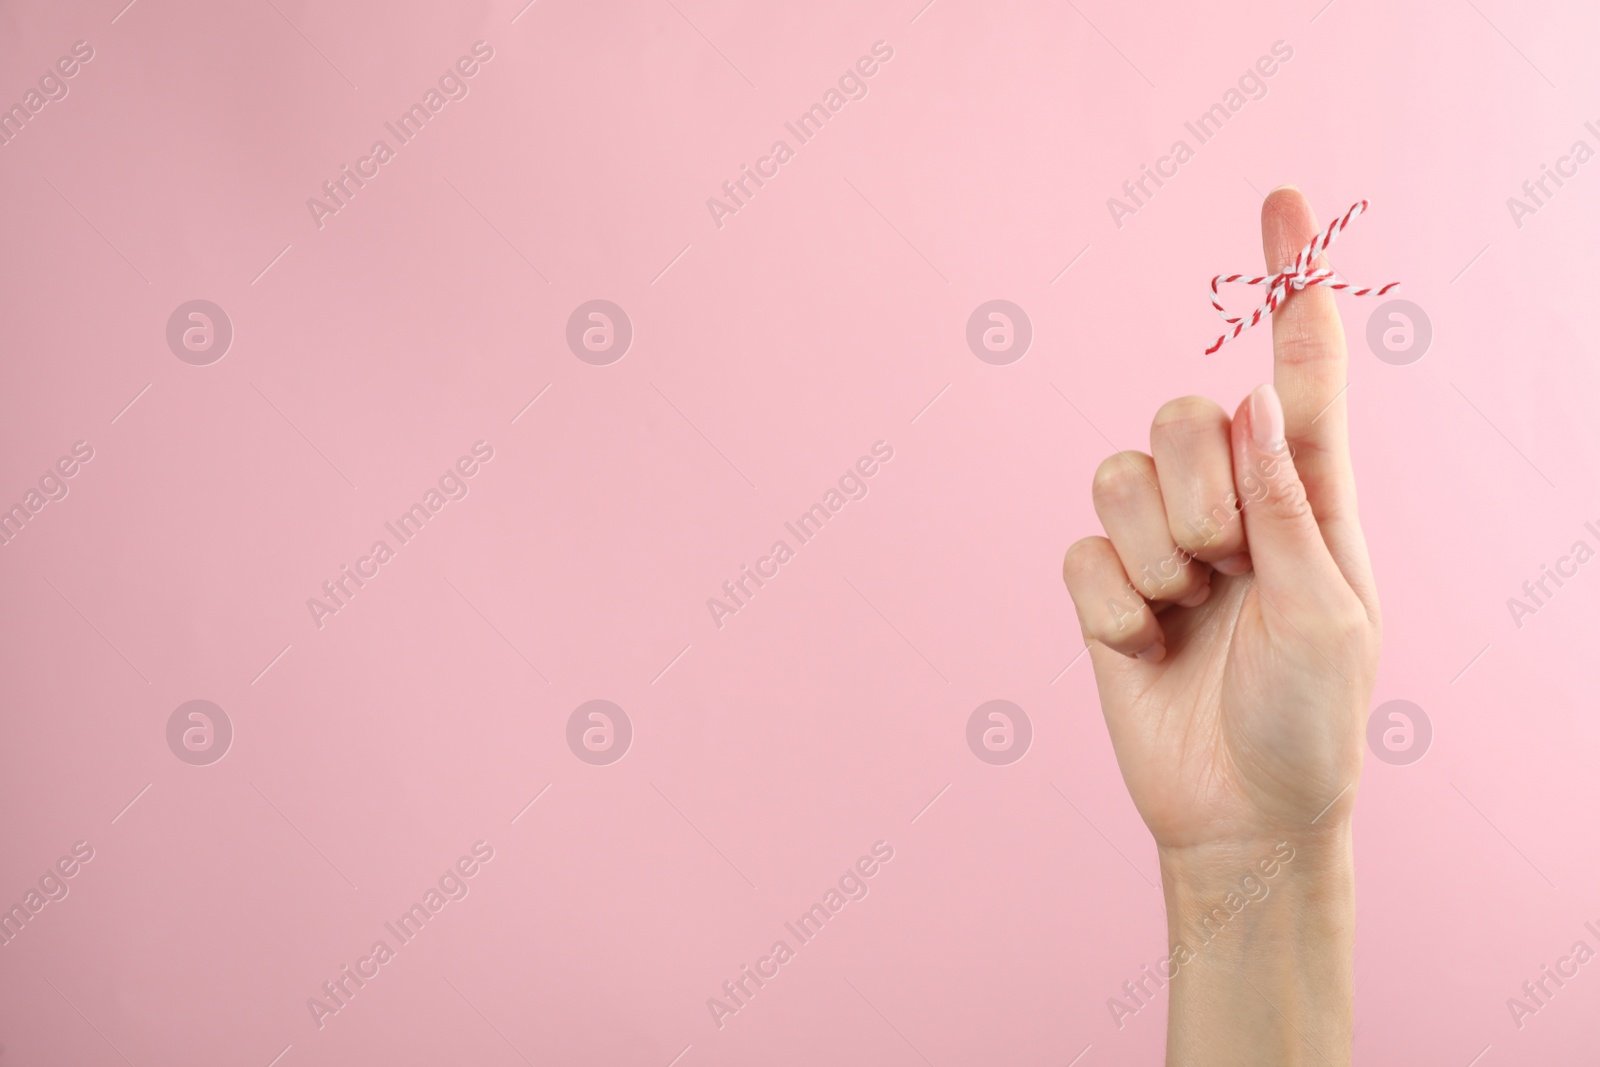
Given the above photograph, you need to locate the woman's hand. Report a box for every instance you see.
[1062,186,1380,1066]
[1063,185,1379,852]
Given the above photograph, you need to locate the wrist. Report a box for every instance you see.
[1159,826,1354,974]
[1158,823,1353,910]
[1154,828,1355,1067]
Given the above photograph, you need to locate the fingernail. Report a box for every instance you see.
[1269,183,1299,194]
[1177,584,1211,608]
[1249,384,1285,450]
[1213,553,1252,576]
[1135,643,1166,664]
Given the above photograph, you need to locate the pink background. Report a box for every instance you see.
[3,0,1599,1063]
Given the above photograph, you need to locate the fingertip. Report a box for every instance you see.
[1262,184,1307,213]
[1261,187,1320,273]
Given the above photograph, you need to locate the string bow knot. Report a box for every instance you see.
[1204,199,1398,354]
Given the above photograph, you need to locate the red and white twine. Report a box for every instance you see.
[1204,199,1398,355]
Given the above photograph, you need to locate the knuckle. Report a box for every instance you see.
[1273,316,1345,369]
[1256,468,1314,526]
[1151,395,1224,437]
[1062,536,1105,584]
[1134,550,1199,600]
[1173,502,1241,556]
[1272,481,1313,523]
[1091,454,1148,506]
[1099,584,1152,641]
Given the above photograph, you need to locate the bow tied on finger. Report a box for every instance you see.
[1204,199,1400,354]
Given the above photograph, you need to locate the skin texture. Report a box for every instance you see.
[1062,187,1380,1066]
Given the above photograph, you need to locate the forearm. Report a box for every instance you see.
[1159,829,1355,1067]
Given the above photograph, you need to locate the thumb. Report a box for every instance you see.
[1231,384,1347,610]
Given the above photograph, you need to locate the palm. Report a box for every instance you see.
[1087,572,1370,851]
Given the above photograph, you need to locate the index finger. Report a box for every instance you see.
[1260,186,1356,532]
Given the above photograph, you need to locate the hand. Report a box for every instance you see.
[1062,186,1380,1066]
[1062,186,1381,854]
